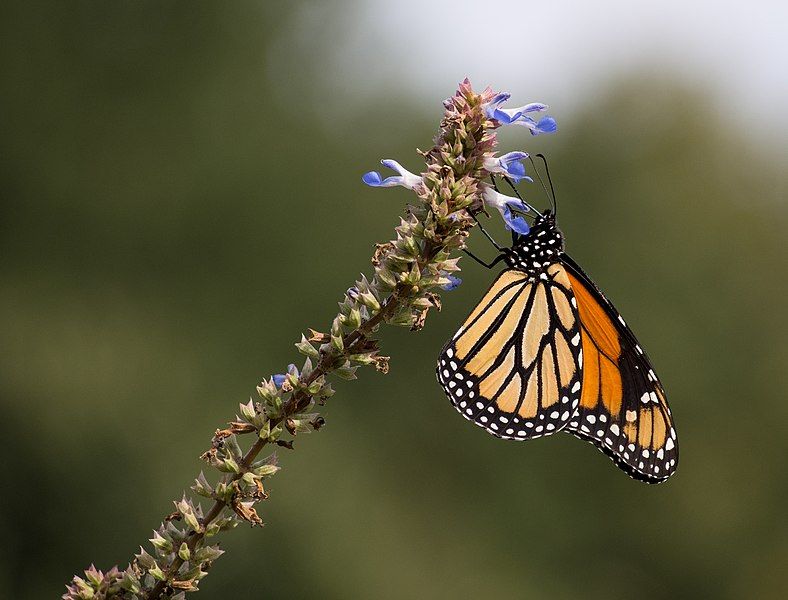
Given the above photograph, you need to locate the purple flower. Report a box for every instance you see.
[484,94,557,135]
[441,274,462,291]
[482,185,530,235]
[512,115,558,136]
[362,159,422,190]
[483,151,532,183]
[272,363,297,388]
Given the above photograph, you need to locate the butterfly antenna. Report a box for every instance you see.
[526,155,555,217]
[535,153,557,217]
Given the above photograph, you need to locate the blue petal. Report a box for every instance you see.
[503,206,530,235]
[362,171,383,186]
[490,92,511,105]
[506,160,533,184]
[363,171,403,188]
[492,108,520,124]
[501,151,529,162]
[507,214,530,235]
[506,160,527,182]
[531,116,557,135]
[272,374,286,388]
[442,274,462,291]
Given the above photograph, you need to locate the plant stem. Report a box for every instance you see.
[145,285,408,598]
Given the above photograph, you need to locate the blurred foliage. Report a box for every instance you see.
[1,2,786,599]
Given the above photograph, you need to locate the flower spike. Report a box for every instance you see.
[362,159,423,190]
[482,185,530,235]
[483,151,532,183]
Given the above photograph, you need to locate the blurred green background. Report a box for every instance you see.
[2,2,787,598]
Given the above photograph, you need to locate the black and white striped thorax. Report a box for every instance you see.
[503,211,564,276]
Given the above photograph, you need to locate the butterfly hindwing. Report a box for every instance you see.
[561,254,678,483]
[437,265,583,440]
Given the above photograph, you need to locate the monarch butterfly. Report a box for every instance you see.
[436,164,678,483]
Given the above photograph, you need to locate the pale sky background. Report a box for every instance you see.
[268,0,788,144]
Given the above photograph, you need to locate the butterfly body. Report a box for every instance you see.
[501,212,565,274]
[437,210,678,483]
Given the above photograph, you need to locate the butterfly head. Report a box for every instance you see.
[504,210,564,274]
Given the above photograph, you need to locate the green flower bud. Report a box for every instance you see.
[295,335,320,359]
[221,457,240,474]
[193,545,224,563]
[306,378,323,395]
[149,531,173,554]
[184,510,202,533]
[253,464,280,477]
[239,399,256,422]
[346,307,362,328]
[135,548,156,570]
[358,291,381,311]
[149,565,167,582]
[334,362,358,380]
[120,571,142,594]
[331,332,344,353]
[178,542,191,561]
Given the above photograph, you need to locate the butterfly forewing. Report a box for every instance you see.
[437,265,583,440]
[561,256,678,483]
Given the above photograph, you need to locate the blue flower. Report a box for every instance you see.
[483,151,532,183]
[441,274,462,291]
[482,185,530,235]
[512,115,558,136]
[272,364,297,388]
[362,159,422,190]
[484,94,557,135]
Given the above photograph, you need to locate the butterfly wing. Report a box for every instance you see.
[561,254,678,483]
[437,265,583,440]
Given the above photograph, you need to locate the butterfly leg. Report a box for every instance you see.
[470,213,504,251]
[463,249,507,270]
